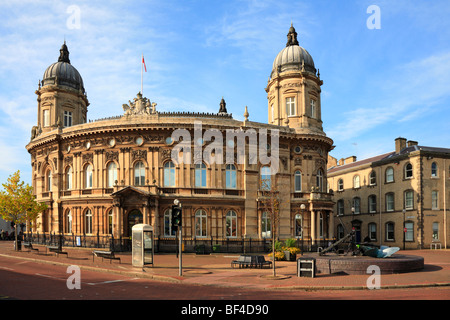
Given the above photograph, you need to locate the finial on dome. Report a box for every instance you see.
[219,97,228,114]
[58,41,70,64]
[286,23,299,47]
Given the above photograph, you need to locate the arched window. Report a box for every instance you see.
[107,162,117,188]
[164,161,175,187]
[226,164,237,189]
[405,163,413,179]
[195,209,207,237]
[261,211,271,238]
[316,169,324,192]
[226,210,237,238]
[163,208,176,237]
[294,170,302,192]
[65,210,72,233]
[369,171,376,185]
[337,179,344,191]
[431,162,438,177]
[85,209,93,234]
[260,166,272,190]
[65,166,72,190]
[386,167,394,183]
[84,164,93,189]
[134,161,145,186]
[195,162,207,188]
[353,175,360,188]
[46,169,52,191]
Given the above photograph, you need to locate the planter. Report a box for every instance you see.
[284,251,296,261]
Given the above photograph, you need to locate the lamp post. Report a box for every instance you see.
[300,204,306,254]
[351,206,355,253]
[403,209,406,251]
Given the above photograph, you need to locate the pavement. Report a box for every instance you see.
[0,241,449,291]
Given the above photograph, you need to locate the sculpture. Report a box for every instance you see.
[122,92,157,116]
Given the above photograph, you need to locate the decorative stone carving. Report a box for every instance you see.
[132,150,147,161]
[82,153,93,164]
[122,92,157,116]
[105,151,119,162]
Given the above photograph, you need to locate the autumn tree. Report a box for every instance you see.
[258,170,281,277]
[0,170,47,250]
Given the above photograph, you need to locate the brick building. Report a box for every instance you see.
[328,138,449,249]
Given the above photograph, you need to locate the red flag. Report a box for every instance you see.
[142,55,147,72]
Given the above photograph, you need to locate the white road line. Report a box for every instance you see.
[87,278,140,286]
[35,273,63,280]
[0,266,14,271]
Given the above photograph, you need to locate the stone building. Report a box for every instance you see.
[328,138,449,249]
[26,25,335,246]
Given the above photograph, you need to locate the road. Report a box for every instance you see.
[0,255,448,302]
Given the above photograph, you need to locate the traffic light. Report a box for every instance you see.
[171,205,182,231]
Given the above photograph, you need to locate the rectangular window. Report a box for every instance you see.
[310,100,316,118]
[369,224,377,241]
[405,190,414,210]
[369,195,376,213]
[386,193,394,211]
[405,222,414,241]
[64,111,73,127]
[386,223,395,241]
[286,97,295,117]
[43,110,50,127]
[432,191,439,210]
[432,222,439,240]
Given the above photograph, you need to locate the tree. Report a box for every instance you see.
[258,171,281,277]
[0,170,47,250]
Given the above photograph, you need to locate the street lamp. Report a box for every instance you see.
[403,209,406,251]
[300,204,306,254]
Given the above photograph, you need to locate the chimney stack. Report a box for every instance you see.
[395,137,407,153]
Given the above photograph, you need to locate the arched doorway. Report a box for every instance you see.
[127,209,143,237]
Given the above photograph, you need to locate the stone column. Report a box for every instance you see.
[311,210,316,245]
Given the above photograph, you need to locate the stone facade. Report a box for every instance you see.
[26,26,335,244]
[328,138,450,249]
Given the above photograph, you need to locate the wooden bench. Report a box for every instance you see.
[92,250,121,264]
[23,242,39,253]
[46,245,68,257]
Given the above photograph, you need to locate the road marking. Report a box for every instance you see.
[35,273,63,280]
[0,266,14,271]
[87,278,139,286]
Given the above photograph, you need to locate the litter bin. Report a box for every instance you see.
[297,257,316,278]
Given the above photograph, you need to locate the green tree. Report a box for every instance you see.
[0,170,47,250]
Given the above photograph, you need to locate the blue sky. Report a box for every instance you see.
[0,0,449,185]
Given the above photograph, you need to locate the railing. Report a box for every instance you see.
[23,232,333,254]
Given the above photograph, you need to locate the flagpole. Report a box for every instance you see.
[141,54,143,95]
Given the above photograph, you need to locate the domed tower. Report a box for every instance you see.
[265,24,323,134]
[34,42,89,136]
